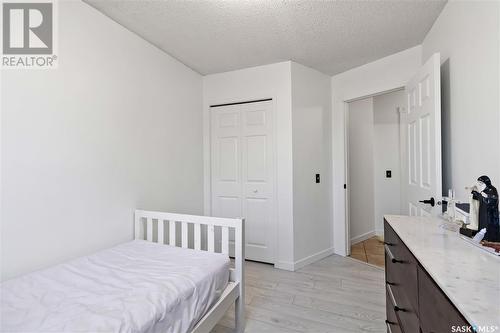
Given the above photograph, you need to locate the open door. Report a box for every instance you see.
[403,53,442,216]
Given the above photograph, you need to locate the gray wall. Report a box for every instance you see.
[348,97,375,242]
[1,1,203,280]
[373,90,405,234]
[422,1,500,199]
[291,62,333,262]
[348,90,404,241]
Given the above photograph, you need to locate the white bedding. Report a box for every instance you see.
[1,240,230,333]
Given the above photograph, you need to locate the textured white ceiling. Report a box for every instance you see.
[84,0,446,76]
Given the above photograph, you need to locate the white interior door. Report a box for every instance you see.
[404,53,442,216]
[211,100,275,263]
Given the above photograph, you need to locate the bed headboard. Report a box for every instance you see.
[134,210,246,332]
[134,210,244,280]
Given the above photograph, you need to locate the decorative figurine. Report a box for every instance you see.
[471,175,500,242]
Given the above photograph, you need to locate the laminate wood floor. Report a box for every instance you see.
[350,237,385,268]
[211,254,386,333]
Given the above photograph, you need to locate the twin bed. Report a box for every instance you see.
[1,210,245,333]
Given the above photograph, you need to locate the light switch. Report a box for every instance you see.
[386,170,392,178]
[316,174,320,183]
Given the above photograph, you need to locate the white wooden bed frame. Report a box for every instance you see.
[134,210,245,333]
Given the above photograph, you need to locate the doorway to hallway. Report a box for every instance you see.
[346,89,405,265]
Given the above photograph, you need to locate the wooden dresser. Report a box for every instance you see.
[384,219,470,333]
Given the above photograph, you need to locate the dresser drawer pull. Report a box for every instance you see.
[385,244,403,263]
[387,283,406,312]
[385,320,395,333]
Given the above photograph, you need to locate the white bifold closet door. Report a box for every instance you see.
[403,53,442,217]
[211,100,275,263]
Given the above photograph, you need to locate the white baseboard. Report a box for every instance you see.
[351,230,376,245]
[293,247,334,270]
[274,261,294,271]
[275,247,335,271]
[333,246,348,257]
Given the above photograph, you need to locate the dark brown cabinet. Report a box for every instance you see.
[384,220,470,333]
[418,265,469,333]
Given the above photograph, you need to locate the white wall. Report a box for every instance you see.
[422,1,500,200]
[373,90,404,235]
[202,62,295,269]
[347,98,375,244]
[331,46,422,255]
[290,62,333,267]
[1,1,203,281]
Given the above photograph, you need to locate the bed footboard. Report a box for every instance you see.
[134,210,245,333]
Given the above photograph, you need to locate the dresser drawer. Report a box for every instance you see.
[384,219,402,248]
[384,221,419,312]
[386,280,420,333]
[418,265,469,333]
[384,220,418,265]
[386,289,402,333]
[385,254,418,309]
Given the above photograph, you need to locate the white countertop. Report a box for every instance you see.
[384,215,500,328]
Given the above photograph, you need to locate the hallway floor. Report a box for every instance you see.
[350,237,385,268]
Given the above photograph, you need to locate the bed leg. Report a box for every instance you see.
[235,294,245,333]
[235,218,245,332]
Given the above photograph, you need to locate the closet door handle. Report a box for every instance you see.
[385,244,403,263]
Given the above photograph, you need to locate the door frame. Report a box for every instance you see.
[204,97,279,265]
[343,87,405,256]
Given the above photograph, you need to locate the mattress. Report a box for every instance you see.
[1,240,230,333]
